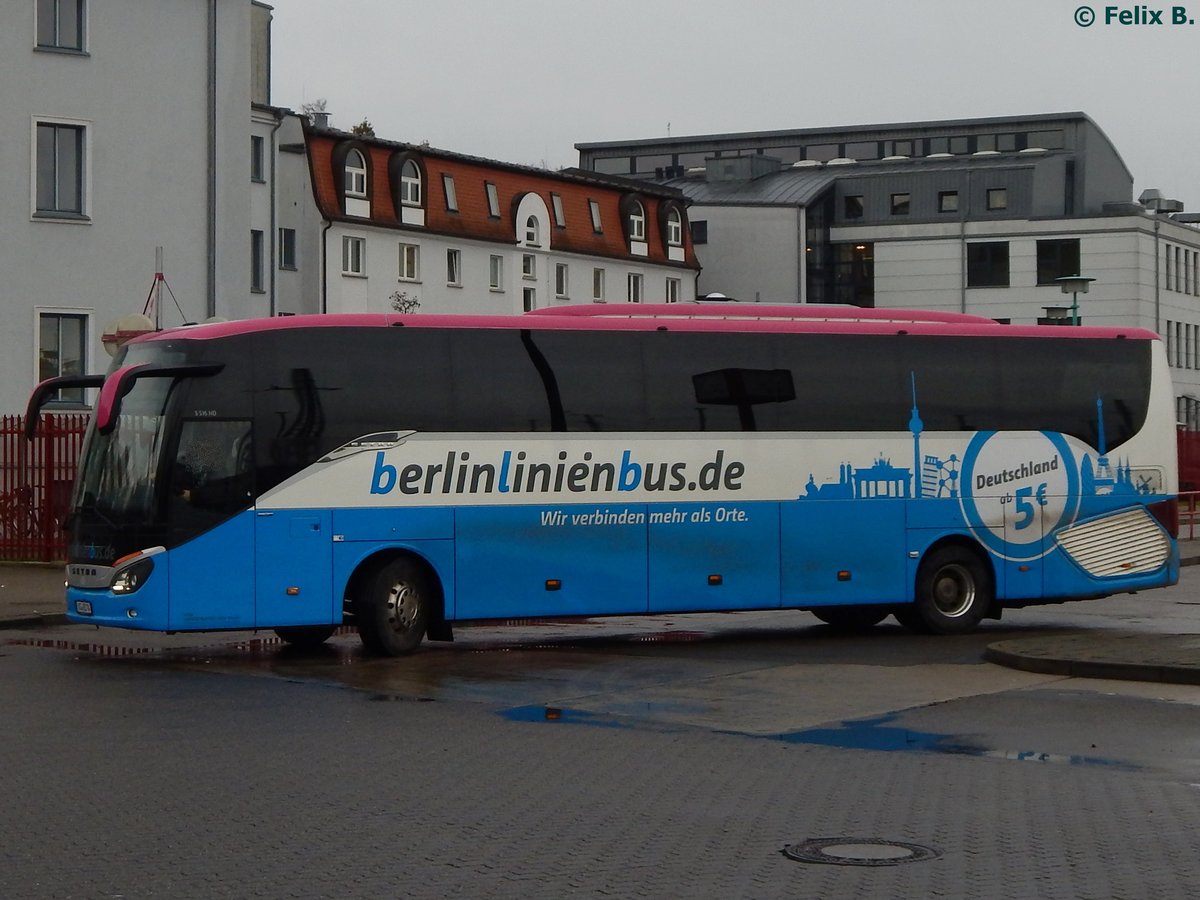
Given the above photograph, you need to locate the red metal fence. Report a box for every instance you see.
[1180,429,1200,493]
[0,414,88,562]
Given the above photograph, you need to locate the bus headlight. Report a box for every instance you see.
[111,558,155,595]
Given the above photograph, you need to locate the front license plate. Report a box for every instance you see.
[75,600,93,616]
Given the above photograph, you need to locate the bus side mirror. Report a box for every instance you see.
[24,374,105,440]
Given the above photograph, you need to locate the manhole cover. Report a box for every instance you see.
[783,837,940,867]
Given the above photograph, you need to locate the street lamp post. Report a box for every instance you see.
[1055,275,1096,326]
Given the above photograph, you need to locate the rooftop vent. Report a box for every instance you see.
[973,150,1001,156]
[826,157,856,166]
[792,159,823,168]
[1019,147,1047,154]
[926,152,954,159]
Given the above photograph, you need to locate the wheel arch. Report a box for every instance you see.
[914,533,1000,619]
[341,544,451,639]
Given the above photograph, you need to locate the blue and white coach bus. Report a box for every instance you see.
[27,304,1180,654]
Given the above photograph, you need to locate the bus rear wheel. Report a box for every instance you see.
[273,625,336,648]
[356,556,431,656]
[811,607,889,630]
[907,546,992,635]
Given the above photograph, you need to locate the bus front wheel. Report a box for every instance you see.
[356,556,431,656]
[907,546,992,635]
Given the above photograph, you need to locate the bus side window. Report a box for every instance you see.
[170,420,254,515]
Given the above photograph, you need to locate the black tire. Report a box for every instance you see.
[355,556,432,656]
[909,545,993,635]
[273,625,336,648]
[811,606,889,630]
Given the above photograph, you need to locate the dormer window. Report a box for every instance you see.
[401,160,422,206]
[389,152,426,227]
[341,148,370,217]
[344,150,367,198]
[666,208,682,246]
[628,201,646,241]
[621,195,649,257]
[514,192,551,253]
[661,202,687,262]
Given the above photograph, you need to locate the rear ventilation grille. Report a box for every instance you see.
[1054,507,1170,577]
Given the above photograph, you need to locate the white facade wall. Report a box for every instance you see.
[833,214,1200,413]
[323,224,696,315]
[1,0,253,413]
[690,206,799,301]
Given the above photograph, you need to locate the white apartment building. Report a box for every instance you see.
[1,0,270,413]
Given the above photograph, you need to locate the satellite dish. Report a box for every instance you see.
[101,313,155,357]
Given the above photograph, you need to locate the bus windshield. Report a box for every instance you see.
[69,342,191,564]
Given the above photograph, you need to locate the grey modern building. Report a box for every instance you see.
[577,113,1200,425]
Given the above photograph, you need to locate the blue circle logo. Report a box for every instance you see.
[959,432,1079,561]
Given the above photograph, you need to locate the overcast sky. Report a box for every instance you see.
[270,0,1199,209]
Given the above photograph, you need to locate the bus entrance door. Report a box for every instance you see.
[254,509,335,626]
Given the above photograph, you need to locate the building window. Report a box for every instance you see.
[890,193,910,216]
[524,216,541,247]
[522,253,536,279]
[446,249,462,286]
[1177,247,1184,292]
[279,227,296,270]
[938,191,959,213]
[986,188,1008,211]
[442,174,458,212]
[400,159,421,206]
[628,201,646,241]
[593,268,605,302]
[967,241,1010,287]
[485,182,500,218]
[555,263,568,298]
[523,287,536,312]
[1036,238,1081,285]
[589,200,603,233]
[691,220,708,244]
[666,277,681,303]
[251,230,264,292]
[844,195,864,219]
[342,235,365,276]
[489,255,503,291]
[551,193,566,227]
[344,150,367,198]
[37,0,84,51]
[39,312,87,403]
[1166,244,1174,292]
[251,135,265,183]
[35,121,85,217]
[399,243,419,281]
[627,273,643,303]
[667,209,683,246]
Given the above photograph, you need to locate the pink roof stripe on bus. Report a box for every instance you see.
[125,307,1162,345]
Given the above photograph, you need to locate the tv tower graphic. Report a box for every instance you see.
[909,372,960,499]
[909,372,924,499]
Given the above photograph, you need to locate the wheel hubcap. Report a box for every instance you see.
[931,564,975,617]
[384,582,418,633]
